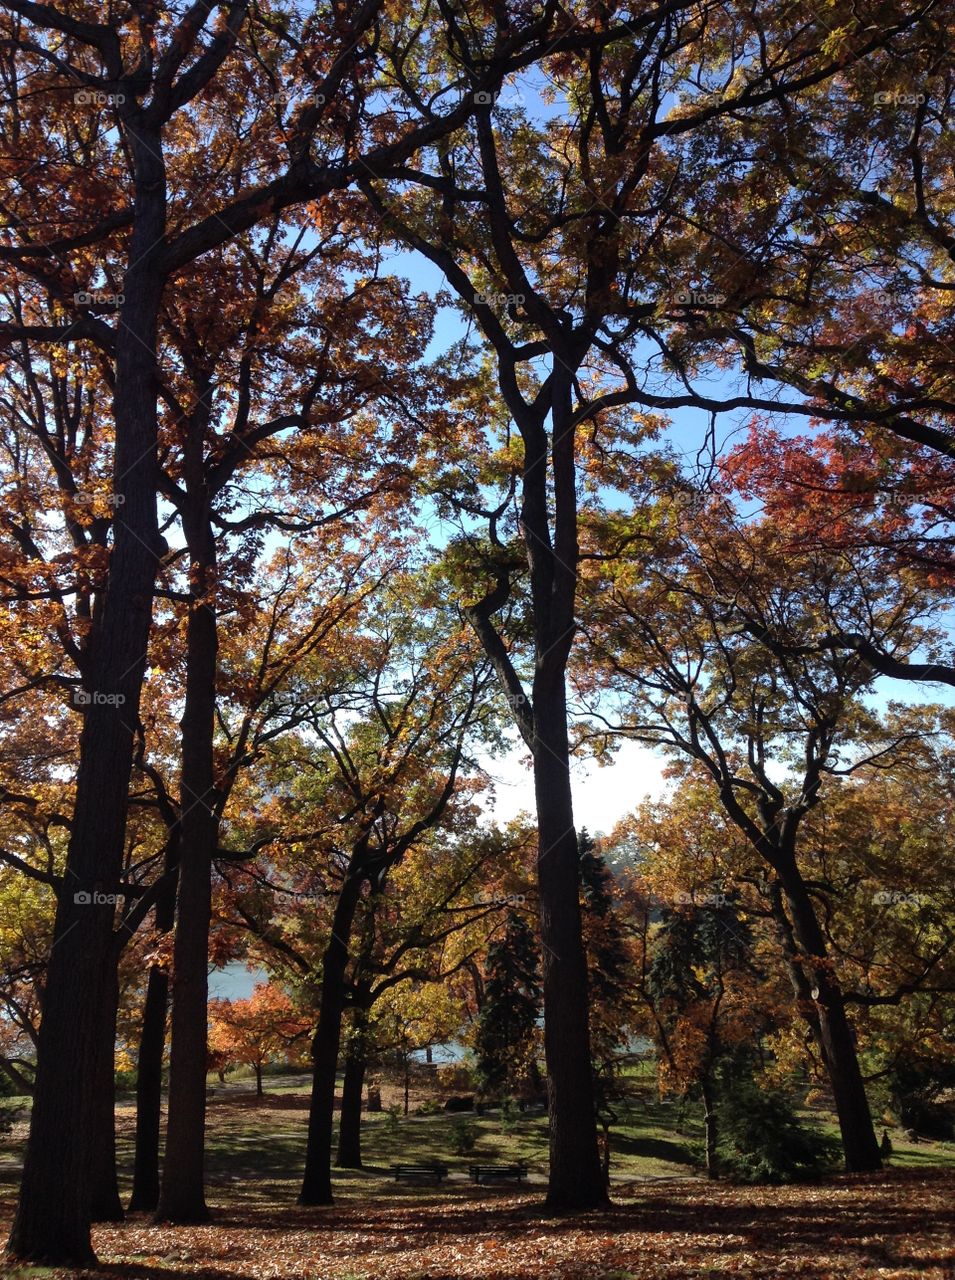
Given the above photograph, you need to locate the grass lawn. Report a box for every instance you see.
[0,1074,953,1278]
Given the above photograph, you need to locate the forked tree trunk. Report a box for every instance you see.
[6,123,166,1266]
[466,371,604,1211]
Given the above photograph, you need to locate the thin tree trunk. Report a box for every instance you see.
[90,964,123,1221]
[156,521,219,1224]
[254,1062,263,1098]
[6,123,166,1266]
[299,869,364,1205]
[129,840,178,1213]
[701,1077,718,1179]
[335,1040,366,1168]
[129,964,170,1212]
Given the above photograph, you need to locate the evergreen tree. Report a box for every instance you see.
[579,831,635,1051]
[648,897,760,1176]
[475,911,542,1101]
[579,831,637,1180]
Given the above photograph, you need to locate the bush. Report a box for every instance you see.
[500,1095,518,1133]
[716,1074,840,1184]
[886,1054,955,1141]
[437,1062,477,1093]
[450,1116,478,1154]
[415,1098,443,1117]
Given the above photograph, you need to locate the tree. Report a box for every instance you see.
[475,911,542,1104]
[362,0,927,1209]
[647,899,767,1177]
[0,1,540,1258]
[208,983,309,1098]
[581,500,954,1170]
[214,572,501,1204]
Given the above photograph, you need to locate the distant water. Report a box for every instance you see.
[411,1041,465,1064]
[208,963,262,1000]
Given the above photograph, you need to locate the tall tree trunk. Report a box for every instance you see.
[533,685,607,1209]
[90,964,123,1222]
[129,965,170,1212]
[776,863,881,1172]
[156,520,219,1224]
[254,1062,263,1098]
[335,1039,365,1168]
[467,375,604,1210]
[129,843,178,1213]
[6,124,166,1266]
[299,869,364,1205]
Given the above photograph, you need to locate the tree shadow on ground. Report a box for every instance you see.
[607,1133,697,1165]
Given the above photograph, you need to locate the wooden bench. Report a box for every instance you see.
[468,1162,529,1185]
[391,1162,449,1184]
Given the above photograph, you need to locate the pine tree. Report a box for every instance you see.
[475,911,542,1101]
[579,830,634,1058]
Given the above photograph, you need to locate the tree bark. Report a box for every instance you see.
[701,1077,718,1179]
[90,964,123,1222]
[776,861,881,1172]
[299,868,364,1204]
[6,121,166,1265]
[129,964,170,1212]
[129,843,178,1213]
[156,516,219,1223]
[534,681,607,1209]
[335,1039,366,1168]
[254,1062,263,1098]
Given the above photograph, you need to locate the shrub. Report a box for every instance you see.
[437,1062,477,1093]
[886,1054,955,1141]
[415,1098,443,1117]
[450,1116,478,1154]
[500,1095,518,1133]
[716,1073,840,1184]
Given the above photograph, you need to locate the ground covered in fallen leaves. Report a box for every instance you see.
[1,1168,953,1280]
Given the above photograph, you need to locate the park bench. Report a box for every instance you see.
[468,1162,529,1185]
[391,1161,449,1184]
